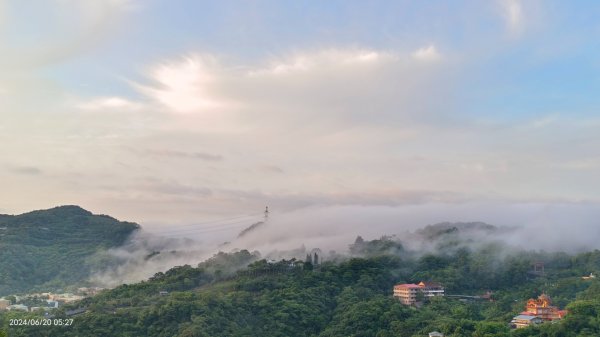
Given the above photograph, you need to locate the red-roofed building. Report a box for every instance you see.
[510,294,567,329]
[525,294,566,321]
[393,281,444,305]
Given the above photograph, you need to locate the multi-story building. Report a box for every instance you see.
[393,281,444,305]
[524,294,566,321]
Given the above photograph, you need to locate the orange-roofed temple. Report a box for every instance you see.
[523,294,567,321]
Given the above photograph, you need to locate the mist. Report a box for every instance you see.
[89,201,600,287]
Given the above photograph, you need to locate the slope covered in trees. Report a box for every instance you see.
[0,205,140,295]
[5,234,600,337]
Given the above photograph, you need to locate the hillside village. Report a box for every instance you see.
[0,287,104,314]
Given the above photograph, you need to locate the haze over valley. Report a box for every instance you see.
[3,1,600,336]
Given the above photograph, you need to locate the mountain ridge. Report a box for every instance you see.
[0,205,140,296]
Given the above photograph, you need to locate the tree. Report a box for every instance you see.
[473,321,509,337]
[350,236,365,255]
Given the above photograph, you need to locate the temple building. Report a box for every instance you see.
[524,294,566,321]
[393,281,444,305]
[511,293,567,329]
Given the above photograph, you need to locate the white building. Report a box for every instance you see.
[511,314,543,329]
[7,304,28,312]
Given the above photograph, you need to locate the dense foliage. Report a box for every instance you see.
[5,221,600,336]
[0,205,139,295]
[4,234,600,336]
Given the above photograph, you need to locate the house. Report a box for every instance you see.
[159,291,169,296]
[511,314,543,329]
[393,281,444,305]
[429,331,445,337]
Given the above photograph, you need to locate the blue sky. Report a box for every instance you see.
[2,0,600,235]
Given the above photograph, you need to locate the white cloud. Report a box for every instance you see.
[123,48,445,134]
[499,0,523,34]
[76,96,143,111]
[412,45,441,62]
[5,44,600,229]
[251,49,393,75]
[59,49,600,223]
[133,55,226,114]
[2,0,600,260]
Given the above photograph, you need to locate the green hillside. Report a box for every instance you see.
[5,235,600,337]
[0,205,140,296]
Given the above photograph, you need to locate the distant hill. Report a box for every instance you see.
[0,205,140,296]
[237,221,265,238]
[416,221,498,239]
[9,237,600,337]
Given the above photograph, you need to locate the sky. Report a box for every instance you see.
[2,0,600,236]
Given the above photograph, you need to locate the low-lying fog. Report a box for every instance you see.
[91,201,600,287]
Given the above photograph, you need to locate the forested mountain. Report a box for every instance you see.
[0,205,139,295]
[237,221,265,238]
[5,234,600,337]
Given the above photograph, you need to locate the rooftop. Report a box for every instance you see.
[395,281,444,289]
[394,283,421,289]
[512,315,540,321]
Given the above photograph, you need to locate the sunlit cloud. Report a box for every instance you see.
[122,47,444,132]
[2,0,600,246]
[133,56,227,114]
[76,96,143,111]
[499,0,524,34]
[412,45,441,62]
[250,49,393,76]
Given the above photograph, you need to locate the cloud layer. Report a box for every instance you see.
[1,0,599,250]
